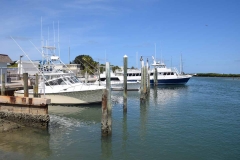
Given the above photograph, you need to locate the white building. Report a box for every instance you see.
[17,60,40,76]
[0,54,13,83]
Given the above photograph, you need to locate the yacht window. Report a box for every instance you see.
[67,77,74,84]
[71,76,80,83]
[111,77,120,81]
[129,73,132,76]
[171,72,174,75]
[163,72,166,75]
[57,78,65,85]
[150,73,154,76]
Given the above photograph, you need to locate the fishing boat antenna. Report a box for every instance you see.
[136,51,138,69]
[180,54,183,74]
[58,21,60,57]
[53,21,56,55]
[155,43,156,60]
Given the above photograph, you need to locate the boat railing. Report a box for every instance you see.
[171,67,181,75]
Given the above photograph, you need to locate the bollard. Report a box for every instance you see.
[34,74,39,97]
[154,68,158,86]
[123,55,127,112]
[1,74,5,96]
[23,73,29,97]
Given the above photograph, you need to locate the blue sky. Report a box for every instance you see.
[1,0,240,73]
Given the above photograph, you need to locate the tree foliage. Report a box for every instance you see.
[72,55,98,74]
[72,54,122,74]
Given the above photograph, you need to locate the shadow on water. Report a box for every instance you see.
[49,103,102,124]
[0,127,51,160]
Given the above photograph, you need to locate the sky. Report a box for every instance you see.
[0,0,240,74]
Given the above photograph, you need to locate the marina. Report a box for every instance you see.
[1,0,239,159]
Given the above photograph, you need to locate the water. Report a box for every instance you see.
[0,77,240,160]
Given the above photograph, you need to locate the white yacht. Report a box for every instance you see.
[93,71,140,91]
[115,56,192,85]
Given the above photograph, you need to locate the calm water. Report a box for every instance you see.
[0,77,240,160]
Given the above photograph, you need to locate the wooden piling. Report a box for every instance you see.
[146,59,150,93]
[101,89,108,136]
[1,74,5,96]
[140,57,145,101]
[23,73,29,97]
[154,68,158,86]
[123,55,127,112]
[33,74,38,98]
[143,66,147,94]
[101,62,112,136]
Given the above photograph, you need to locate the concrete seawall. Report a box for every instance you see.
[0,96,50,130]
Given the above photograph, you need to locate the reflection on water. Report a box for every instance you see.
[151,85,188,106]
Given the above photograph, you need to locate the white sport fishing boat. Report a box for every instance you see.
[15,72,105,105]
[13,43,105,105]
[115,56,192,85]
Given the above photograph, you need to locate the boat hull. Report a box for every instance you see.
[15,89,104,105]
[150,77,190,85]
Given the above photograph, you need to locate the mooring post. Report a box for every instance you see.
[143,66,147,95]
[34,74,39,97]
[123,55,128,112]
[1,73,5,96]
[154,68,158,86]
[146,58,150,93]
[140,56,145,101]
[101,62,112,136]
[101,89,108,136]
[23,73,29,97]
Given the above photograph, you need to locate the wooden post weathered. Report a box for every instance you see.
[23,73,29,97]
[123,55,127,112]
[101,62,112,136]
[143,66,147,95]
[34,74,39,97]
[101,89,108,136]
[1,73,5,96]
[146,58,150,93]
[154,68,158,86]
[140,56,145,101]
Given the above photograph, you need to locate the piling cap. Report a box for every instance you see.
[124,55,128,57]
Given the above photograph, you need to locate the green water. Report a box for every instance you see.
[0,77,239,160]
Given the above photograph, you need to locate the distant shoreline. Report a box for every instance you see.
[194,73,240,77]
